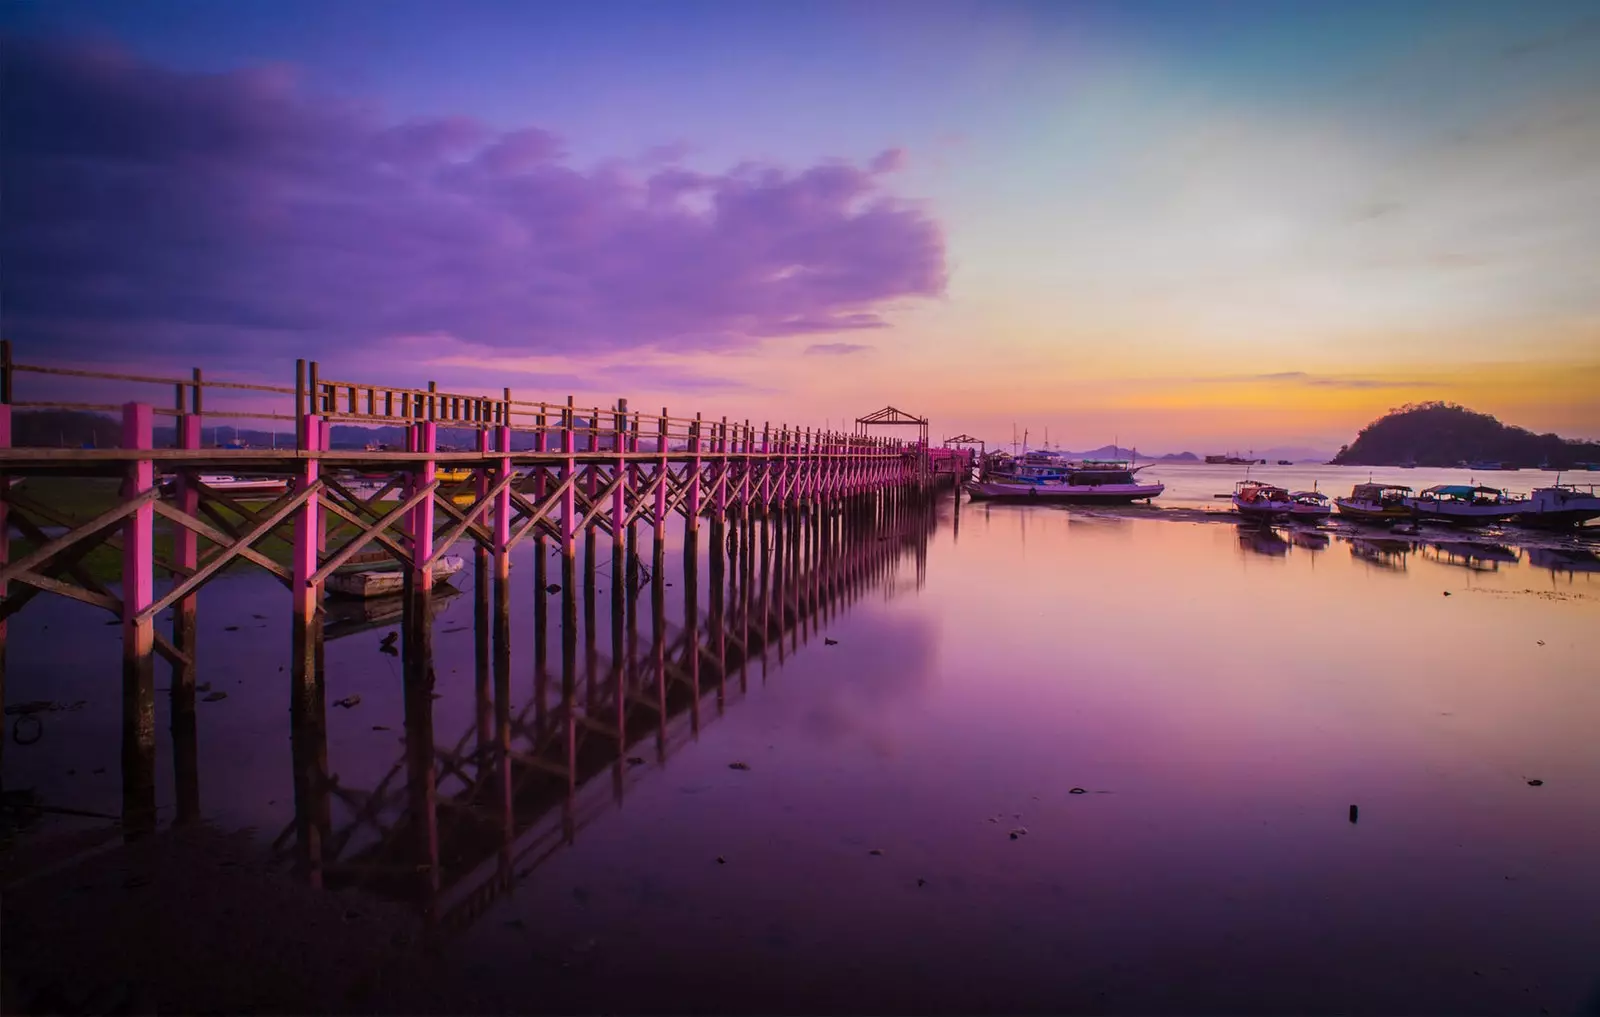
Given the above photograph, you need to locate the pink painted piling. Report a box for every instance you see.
[121,401,156,834]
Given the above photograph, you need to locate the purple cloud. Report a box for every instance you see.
[804,342,874,356]
[0,36,947,364]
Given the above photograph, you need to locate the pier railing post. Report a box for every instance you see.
[653,408,669,544]
[412,419,437,585]
[560,398,577,558]
[0,372,9,792]
[612,399,628,556]
[121,402,156,836]
[686,412,702,531]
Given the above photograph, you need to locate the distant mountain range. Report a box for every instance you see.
[1033,444,1331,463]
[1331,402,1600,468]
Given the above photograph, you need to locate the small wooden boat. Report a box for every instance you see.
[1335,483,1413,524]
[1231,480,1294,520]
[326,554,466,598]
[161,474,290,498]
[1405,485,1527,526]
[1286,489,1332,521]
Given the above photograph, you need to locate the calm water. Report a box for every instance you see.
[5,485,1600,1014]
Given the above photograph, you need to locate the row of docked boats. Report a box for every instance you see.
[1232,479,1600,528]
[965,451,1164,503]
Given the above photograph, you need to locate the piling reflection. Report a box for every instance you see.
[1422,540,1521,572]
[272,493,934,932]
[1347,536,1413,571]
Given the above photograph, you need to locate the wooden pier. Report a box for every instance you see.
[0,346,938,835]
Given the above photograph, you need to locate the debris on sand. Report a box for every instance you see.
[728,761,751,771]
[1527,779,1544,787]
[380,632,398,647]
[824,638,838,646]
[1069,787,1087,795]
[715,856,727,865]
[626,756,645,767]
[1349,805,1359,824]
[371,725,390,732]
[917,878,927,887]
[1442,591,1452,597]
[868,848,883,857]
[333,695,362,709]
[223,625,240,632]
[201,692,228,703]
[545,583,562,594]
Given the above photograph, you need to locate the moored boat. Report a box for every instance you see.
[1334,483,1413,524]
[1516,483,1600,528]
[326,554,467,598]
[1405,485,1527,526]
[160,474,290,497]
[966,456,1163,503]
[1230,480,1295,520]
[1286,489,1333,521]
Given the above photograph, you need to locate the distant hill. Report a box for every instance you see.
[1331,402,1600,468]
[1054,445,1199,462]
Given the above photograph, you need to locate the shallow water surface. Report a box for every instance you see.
[4,494,1599,1014]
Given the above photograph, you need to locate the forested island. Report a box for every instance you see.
[1331,402,1600,468]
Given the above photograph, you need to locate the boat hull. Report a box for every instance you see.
[1517,489,1600,528]
[1516,507,1600,528]
[1334,501,1413,524]
[965,481,1164,503]
[1404,500,1525,526]
[1287,505,1333,521]
[1231,496,1295,520]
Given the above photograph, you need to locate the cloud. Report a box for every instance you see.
[869,147,907,174]
[1207,372,1437,390]
[0,36,947,363]
[804,342,873,356]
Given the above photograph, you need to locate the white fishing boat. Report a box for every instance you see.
[325,554,466,599]
[1405,485,1527,525]
[1231,480,1295,520]
[967,456,1163,503]
[1286,489,1333,521]
[1516,482,1600,528]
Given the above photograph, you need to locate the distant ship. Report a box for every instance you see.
[1205,452,1267,465]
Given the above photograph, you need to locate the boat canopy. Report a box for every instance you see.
[1422,484,1502,497]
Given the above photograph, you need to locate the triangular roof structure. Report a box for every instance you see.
[856,405,927,426]
[855,405,929,442]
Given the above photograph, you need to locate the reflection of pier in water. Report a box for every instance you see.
[274,497,934,932]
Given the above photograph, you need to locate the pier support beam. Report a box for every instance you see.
[121,402,156,837]
[172,410,202,823]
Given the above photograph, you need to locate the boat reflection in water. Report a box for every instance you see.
[1423,541,1521,572]
[1346,536,1413,571]
[1290,529,1330,552]
[1526,545,1600,578]
[1236,523,1290,557]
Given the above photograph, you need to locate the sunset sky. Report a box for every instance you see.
[4,0,1598,453]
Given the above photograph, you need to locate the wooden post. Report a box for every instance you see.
[612,399,628,554]
[0,387,8,792]
[686,412,703,531]
[654,408,669,544]
[411,419,437,589]
[475,427,493,774]
[122,402,157,836]
[560,397,577,559]
[172,393,203,824]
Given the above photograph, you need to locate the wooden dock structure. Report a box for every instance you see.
[0,345,939,830]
